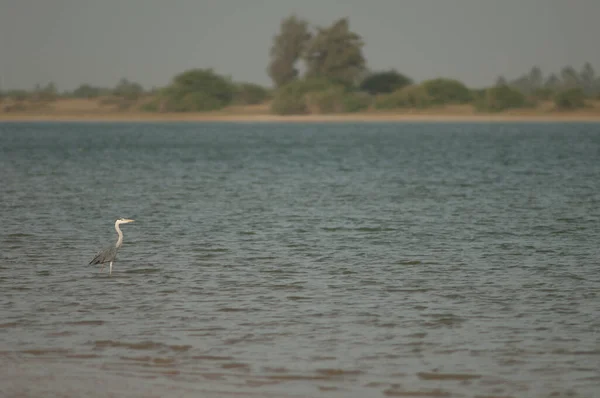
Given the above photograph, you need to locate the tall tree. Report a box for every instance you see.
[579,62,596,94]
[560,66,580,89]
[113,78,144,100]
[544,73,561,90]
[528,66,543,90]
[359,70,412,94]
[303,18,366,86]
[495,76,508,86]
[267,15,311,88]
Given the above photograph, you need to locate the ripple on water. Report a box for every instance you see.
[1,122,600,398]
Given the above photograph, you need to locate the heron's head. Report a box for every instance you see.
[116,218,135,225]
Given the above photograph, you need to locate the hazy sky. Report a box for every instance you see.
[1,0,599,91]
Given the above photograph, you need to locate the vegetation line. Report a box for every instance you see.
[1,15,599,119]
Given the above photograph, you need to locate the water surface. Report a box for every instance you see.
[1,121,599,397]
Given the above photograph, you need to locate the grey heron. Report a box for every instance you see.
[89,218,135,275]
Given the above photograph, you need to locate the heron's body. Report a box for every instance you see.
[89,218,134,275]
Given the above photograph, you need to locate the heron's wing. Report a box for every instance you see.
[89,245,117,265]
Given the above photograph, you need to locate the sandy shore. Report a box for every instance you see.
[1,111,600,123]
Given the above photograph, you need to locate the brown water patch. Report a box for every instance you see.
[423,315,465,328]
[396,260,423,265]
[222,362,251,370]
[21,348,69,356]
[45,331,74,337]
[202,372,227,380]
[474,396,515,398]
[0,322,19,328]
[244,380,282,387]
[93,340,191,352]
[383,388,451,397]
[170,344,192,352]
[310,355,336,361]
[65,353,99,359]
[153,357,176,365]
[315,368,363,377]
[267,374,331,381]
[287,296,311,301]
[120,355,153,362]
[365,381,388,388]
[94,340,162,350]
[262,366,288,373]
[191,355,234,361]
[417,372,482,381]
[67,320,104,326]
[185,326,227,332]
[318,385,339,391]
[218,307,248,312]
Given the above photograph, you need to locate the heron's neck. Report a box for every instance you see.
[115,222,124,248]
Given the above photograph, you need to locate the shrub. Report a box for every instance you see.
[306,86,347,113]
[72,84,106,98]
[140,100,160,112]
[475,85,529,112]
[161,68,235,112]
[342,92,371,112]
[5,90,29,101]
[374,85,433,110]
[421,78,472,104]
[359,70,412,95]
[532,87,555,101]
[271,78,341,115]
[554,88,586,110]
[113,79,144,101]
[233,83,270,105]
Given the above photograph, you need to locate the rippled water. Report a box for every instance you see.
[1,121,599,398]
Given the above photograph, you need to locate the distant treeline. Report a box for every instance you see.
[1,15,599,113]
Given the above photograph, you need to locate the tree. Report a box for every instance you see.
[495,76,508,86]
[270,78,339,115]
[72,84,106,98]
[528,66,543,90]
[33,82,58,101]
[359,70,412,95]
[475,85,528,112]
[233,82,270,105]
[544,73,561,90]
[421,78,472,104]
[579,62,596,95]
[267,15,311,88]
[161,68,234,112]
[113,78,144,100]
[560,66,580,89]
[303,18,366,87]
[554,88,586,110]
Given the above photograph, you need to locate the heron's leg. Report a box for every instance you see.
[109,261,113,275]
[100,263,104,272]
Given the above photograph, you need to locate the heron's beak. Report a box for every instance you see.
[124,219,135,223]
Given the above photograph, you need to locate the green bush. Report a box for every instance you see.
[5,90,29,101]
[161,68,235,112]
[271,78,341,115]
[113,79,144,101]
[72,84,107,98]
[374,85,433,110]
[554,88,586,110]
[421,78,472,104]
[306,86,347,113]
[475,85,529,112]
[532,87,555,101]
[140,99,160,112]
[359,70,412,95]
[341,92,371,112]
[233,83,270,105]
